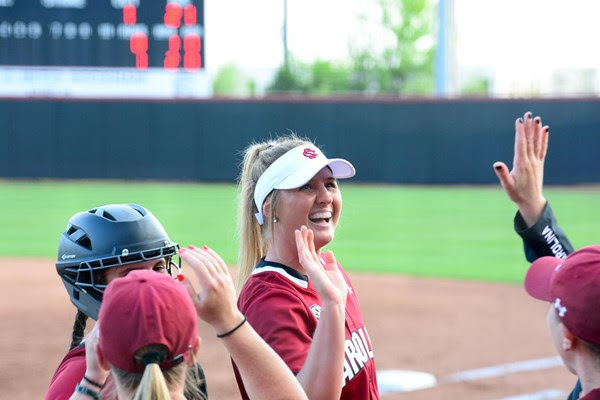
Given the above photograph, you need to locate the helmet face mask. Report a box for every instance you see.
[71,245,180,301]
[56,204,179,320]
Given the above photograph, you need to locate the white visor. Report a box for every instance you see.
[254,145,355,224]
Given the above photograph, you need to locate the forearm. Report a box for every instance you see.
[516,195,547,228]
[296,300,346,400]
[515,202,574,262]
[222,323,308,400]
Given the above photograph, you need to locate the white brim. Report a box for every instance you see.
[253,145,356,225]
[274,158,355,190]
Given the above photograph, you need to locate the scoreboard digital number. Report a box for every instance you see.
[0,0,210,98]
[0,0,205,70]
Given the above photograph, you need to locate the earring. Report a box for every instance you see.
[562,339,571,350]
[273,217,279,223]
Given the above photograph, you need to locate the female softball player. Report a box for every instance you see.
[45,204,207,400]
[69,245,310,400]
[235,135,379,400]
[493,111,583,399]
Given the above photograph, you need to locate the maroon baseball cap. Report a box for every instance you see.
[98,269,198,373]
[525,245,600,345]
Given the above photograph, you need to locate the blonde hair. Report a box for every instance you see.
[237,134,313,288]
[132,363,171,400]
[110,344,207,400]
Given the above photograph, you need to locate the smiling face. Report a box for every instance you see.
[268,166,342,258]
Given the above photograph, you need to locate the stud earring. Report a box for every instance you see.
[273,217,279,223]
[562,339,571,350]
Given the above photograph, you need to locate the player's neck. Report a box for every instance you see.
[574,352,600,398]
[264,248,307,276]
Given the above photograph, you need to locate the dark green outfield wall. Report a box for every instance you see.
[1,98,599,184]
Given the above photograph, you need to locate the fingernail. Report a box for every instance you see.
[494,165,502,170]
[179,248,186,254]
[518,118,523,123]
[177,274,184,282]
[535,119,540,124]
[188,245,195,250]
[202,245,208,251]
[526,112,532,118]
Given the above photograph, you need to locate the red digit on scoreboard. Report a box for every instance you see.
[164,34,181,70]
[164,3,182,29]
[123,4,136,26]
[130,32,148,70]
[183,33,201,71]
[136,53,148,69]
[125,2,202,71]
[184,4,197,25]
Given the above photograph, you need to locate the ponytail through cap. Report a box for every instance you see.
[141,350,166,367]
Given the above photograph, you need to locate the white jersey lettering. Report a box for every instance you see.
[352,332,369,364]
[360,327,375,358]
[344,339,362,373]
[542,225,568,259]
[342,327,376,386]
[342,358,354,387]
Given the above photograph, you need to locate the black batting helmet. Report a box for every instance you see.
[56,204,179,320]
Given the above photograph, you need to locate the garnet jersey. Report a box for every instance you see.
[45,344,207,399]
[234,259,379,400]
[45,345,87,400]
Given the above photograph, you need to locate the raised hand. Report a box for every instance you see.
[82,323,109,387]
[180,245,309,400]
[178,245,244,334]
[493,111,550,226]
[295,225,348,307]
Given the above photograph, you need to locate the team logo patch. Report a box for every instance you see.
[309,304,321,320]
[554,298,567,317]
[303,148,318,159]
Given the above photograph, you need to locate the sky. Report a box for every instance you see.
[204,0,600,95]
[454,0,600,69]
[204,0,367,73]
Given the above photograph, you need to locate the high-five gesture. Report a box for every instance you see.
[179,245,308,400]
[295,225,348,307]
[294,225,346,399]
[493,111,550,227]
[179,245,242,333]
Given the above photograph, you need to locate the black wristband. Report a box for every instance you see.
[216,316,247,338]
[83,376,104,389]
[75,384,102,400]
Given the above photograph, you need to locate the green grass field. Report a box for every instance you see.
[2,180,599,283]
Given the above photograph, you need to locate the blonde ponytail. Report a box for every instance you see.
[132,363,171,400]
[111,344,192,400]
[237,134,312,289]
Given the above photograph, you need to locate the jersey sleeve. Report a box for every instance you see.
[514,202,574,262]
[44,346,86,400]
[243,287,315,373]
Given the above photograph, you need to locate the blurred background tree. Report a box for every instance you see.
[350,0,435,94]
[268,0,436,96]
[268,59,353,95]
[213,64,256,97]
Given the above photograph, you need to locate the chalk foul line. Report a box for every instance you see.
[440,356,563,383]
[377,356,564,395]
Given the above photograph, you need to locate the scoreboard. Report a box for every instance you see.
[0,0,210,98]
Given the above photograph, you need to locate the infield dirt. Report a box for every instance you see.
[1,258,576,399]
